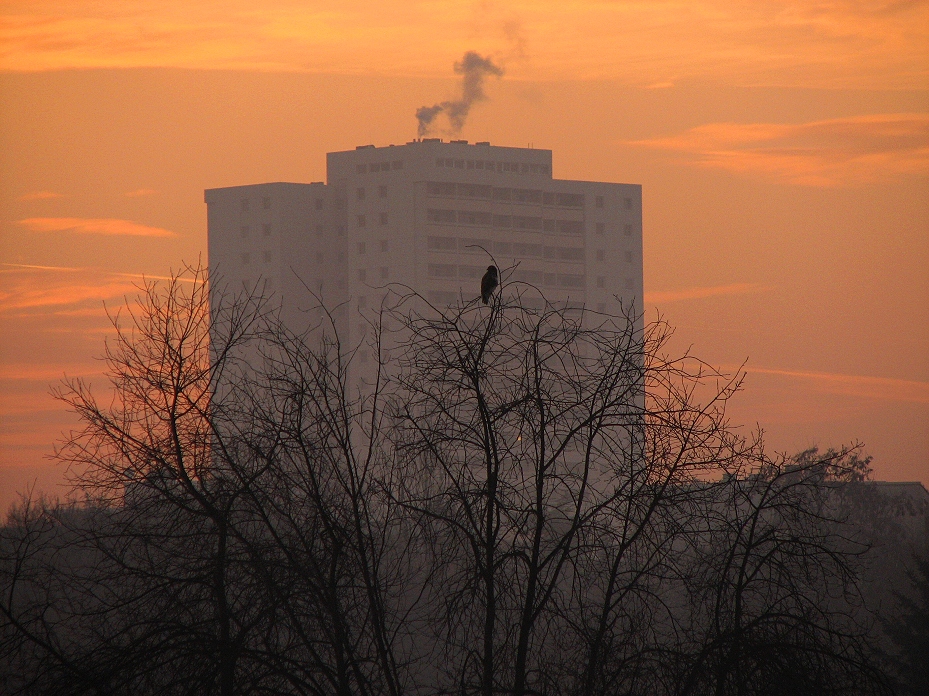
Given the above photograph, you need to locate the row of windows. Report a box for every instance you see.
[426,291,589,312]
[356,161,405,174]
[356,186,389,200]
[426,210,585,234]
[357,213,389,227]
[240,196,273,212]
[357,240,390,254]
[427,182,583,207]
[240,224,274,238]
[240,251,275,265]
[435,159,550,175]
[596,277,636,290]
[356,267,390,282]
[428,264,586,288]
[427,236,585,259]
[427,235,633,264]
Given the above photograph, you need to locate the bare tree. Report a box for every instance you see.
[0,265,891,695]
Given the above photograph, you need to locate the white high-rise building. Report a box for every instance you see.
[206,140,642,378]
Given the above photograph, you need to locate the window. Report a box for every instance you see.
[263,250,272,263]
[513,216,542,231]
[391,160,403,170]
[427,236,456,251]
[378,185,387,198]
[625,278,635,290]
[356,164,366,174]
[262,196,271,209]
[459,237,491,253]
[429,264,457,278]
[623,224,633,236]
[379,266,389,279]
[596,249,605,262]
[358,242,366,254]
[338,225,346,236]
[240,225,250,238]
[358,295,367,309]
[241,198,249,211]
[546,246,583,261]
[338,251,345,262]
[514,243,543,257]
[624,197,633,210]
[429,290,458,305]
[595,195,604,208]
[597,303,606,313]
[359,350,368,364]
[379,239,389,252]
[427,209,456,224]
[596,223,605,235]
[262,223,271,236]
[315,198,324,210]
[455,159,464,168]
[357,188,365,201]
[495,241,511,254]
[241,253,251,265]
[560,274,585,288]
[557,220,585,235]
[379,212,388,226]
[358,269,367,282]
[315,224,324,235]
[357,215,366,227]
[624,251,633,263]
[316,252,324,263]
[596,276,605,288]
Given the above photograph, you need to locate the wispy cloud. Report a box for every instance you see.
[18,191,63,201]
[0,1,926,89]
[741,366,929,404]
[0,278,139,313]
[16,217,177,237]
[125,188,157,197]
[0,262,82,273]
[645,283,769,304]
[629,113,929,186]
[0,264,198,314]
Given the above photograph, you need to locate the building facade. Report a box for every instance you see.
[206,140,643,378]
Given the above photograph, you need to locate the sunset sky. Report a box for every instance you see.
[1,0,927,511]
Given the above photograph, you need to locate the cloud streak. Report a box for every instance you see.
[629,113,929,186]
[743,366,929,405]
[18,191,64,201]
[1,1,926,89]
[16,217,178,237]
[645,283,769,304]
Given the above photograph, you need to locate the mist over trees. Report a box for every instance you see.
[0,265,905,695]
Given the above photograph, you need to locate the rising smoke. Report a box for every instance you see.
[416,51,504,137]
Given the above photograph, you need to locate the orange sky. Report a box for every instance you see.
[1,0,927,511]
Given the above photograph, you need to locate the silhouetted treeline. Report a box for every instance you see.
[0,265,917,695]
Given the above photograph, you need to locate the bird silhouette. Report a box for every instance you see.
[480,265,498,304]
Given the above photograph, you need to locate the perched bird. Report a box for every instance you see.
[480,265,498,304]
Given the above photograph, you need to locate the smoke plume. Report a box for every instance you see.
[416,51,504,137]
